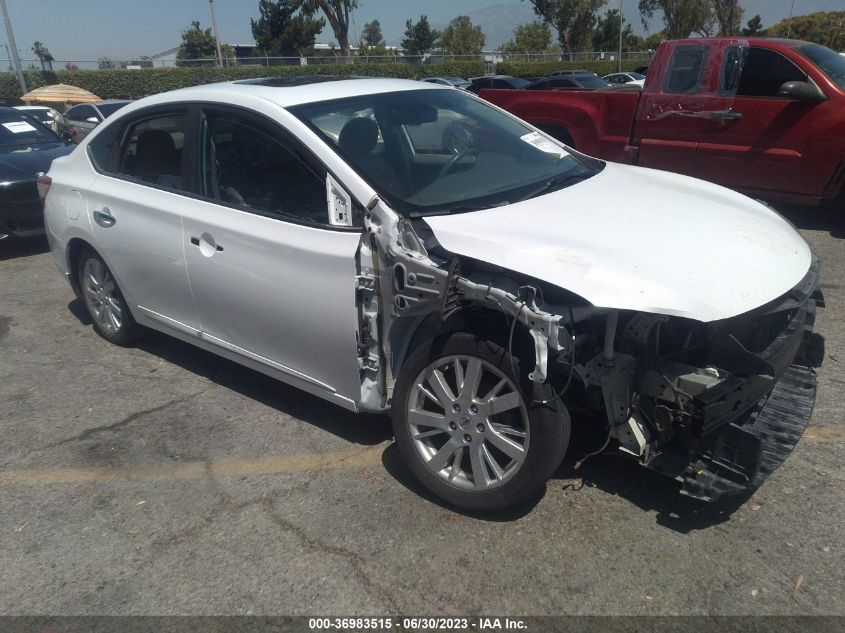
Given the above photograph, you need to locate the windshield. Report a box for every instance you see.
[290,89,602,216]
[796,43,845,91]
[97,102,129,118]
[0,111,60,149]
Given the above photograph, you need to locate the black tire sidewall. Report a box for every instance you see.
[392,332,570,512]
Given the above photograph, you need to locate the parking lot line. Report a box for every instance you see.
[0,445,387,488]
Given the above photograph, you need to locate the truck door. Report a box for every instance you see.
[692,44,837,199]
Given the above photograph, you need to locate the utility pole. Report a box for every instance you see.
[617,0,623,72]
[209,0,224,67]
[0,0,27,97]
[786,0,796,39]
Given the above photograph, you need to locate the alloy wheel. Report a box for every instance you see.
[82,258,124,335]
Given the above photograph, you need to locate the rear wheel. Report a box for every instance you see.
[392,333,569,512]
[77,248,142,345]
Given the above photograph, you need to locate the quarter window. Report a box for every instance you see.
[664,45,709,94]
[199,110,328,224]
[115,113,187,190]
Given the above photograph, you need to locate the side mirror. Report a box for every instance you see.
[778,81,826,104]
[85,117,99,123]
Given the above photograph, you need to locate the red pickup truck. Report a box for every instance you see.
[481,38,845,208]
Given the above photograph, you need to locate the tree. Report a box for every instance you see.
[528,0,607,59]
[303,0,358,57]
[638,0,714,39]
[766,10,845,48]
[177,21,219,65]
[592,8,641,51]
[251,0,324,57]
[500,21,554,54]
[98,56,116,70]
[741,14,766,36]
[361,19,383,46]
[402,15,440,57]
[439,16,486,55]
[32,41,54,71]
[712,0,744,36]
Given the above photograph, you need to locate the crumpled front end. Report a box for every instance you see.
[618,258,825,501]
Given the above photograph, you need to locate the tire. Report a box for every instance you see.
[392,332,570,512]
[77,247,143,345]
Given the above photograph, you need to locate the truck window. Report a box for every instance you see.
[664,45,709,94]
[734,48,807,98]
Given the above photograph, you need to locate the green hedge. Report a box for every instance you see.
[498,59,644,78]
[0,61,487,105]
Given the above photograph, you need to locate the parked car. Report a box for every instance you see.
[0,108,73,240]
[43,78,823,511]
[602,71,646,87]
[525,74,611,90]
[480,38,845,207]
[14,105,62,133]
[422,77,471,90]
[62,100,131,144]
[466,75,530,94]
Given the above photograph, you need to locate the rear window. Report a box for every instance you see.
[0,111,59,149]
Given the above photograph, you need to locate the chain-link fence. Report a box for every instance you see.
[3,50,655,72]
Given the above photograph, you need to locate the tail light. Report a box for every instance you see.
[37,174,52,209]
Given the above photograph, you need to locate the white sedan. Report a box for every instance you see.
[42,77,823,511]
[602,71,646,87]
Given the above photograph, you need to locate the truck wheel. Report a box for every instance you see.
[536,124,575,149]
[392,332,569,512]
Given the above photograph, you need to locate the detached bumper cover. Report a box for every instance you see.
[680,363,817,501]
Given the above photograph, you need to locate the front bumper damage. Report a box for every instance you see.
[644,262,825,502]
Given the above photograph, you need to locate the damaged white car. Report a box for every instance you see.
[42,78,825,511]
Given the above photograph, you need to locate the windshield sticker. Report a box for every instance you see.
[2,121,37,134]
[520,132,568,158]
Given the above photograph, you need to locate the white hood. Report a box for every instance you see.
[424,162,812,322]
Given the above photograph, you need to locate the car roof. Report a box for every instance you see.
[118,77,445,112]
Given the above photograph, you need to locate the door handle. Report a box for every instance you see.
[190,235,224,253]
[710,110,743,121]
[92,207,115,227]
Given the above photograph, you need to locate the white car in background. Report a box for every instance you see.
[14,105,61,133]
[602,71,646,87]
[42,77,823,512]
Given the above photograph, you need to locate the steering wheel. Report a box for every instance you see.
[438,147,478,179]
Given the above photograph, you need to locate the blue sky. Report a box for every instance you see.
[3,0,841,62]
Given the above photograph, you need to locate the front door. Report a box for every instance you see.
[693,45,837,198]
[181,107,363,401]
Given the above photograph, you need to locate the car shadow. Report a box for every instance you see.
[775,203,845,238]
[0,236,49,261]
[553,450,750,534]
[67,298,392,447]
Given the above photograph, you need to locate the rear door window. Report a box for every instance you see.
[114,113,188,190]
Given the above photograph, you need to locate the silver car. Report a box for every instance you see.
[43,78,823,511]
[62,100,131,143]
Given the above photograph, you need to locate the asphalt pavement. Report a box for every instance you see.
[0,204,843,616]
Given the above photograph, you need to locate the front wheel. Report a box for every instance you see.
[392,333,569,512]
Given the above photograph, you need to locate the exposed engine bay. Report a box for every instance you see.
[355,198,825,501]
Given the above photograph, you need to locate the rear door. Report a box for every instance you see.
[693,44,836,197]
[85,106,201,335]
[180,106,363,402]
